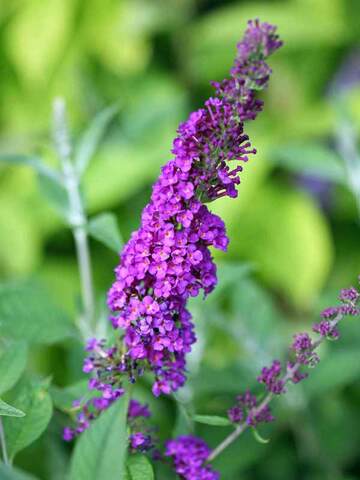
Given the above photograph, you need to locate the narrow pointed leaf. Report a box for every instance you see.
[69,393,129,480]
[0,399,25,417]
[87,212,123,253]
[251,427,270,444]
[75,105,119,177]
[0,154,60,182]
[194,415,232,427]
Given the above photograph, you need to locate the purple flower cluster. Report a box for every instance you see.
[165,436,219,480]
[106,19,282,397]
[291,332,319,366]
[228,390,274,426]
[227,281,360,430]
[128,399,154,453]
[63,339,126,441]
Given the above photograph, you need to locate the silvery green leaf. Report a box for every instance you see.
[87,212,123,253]
[75,105,119,177]
[0,154,61,183]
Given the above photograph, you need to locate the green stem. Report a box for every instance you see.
[0,418,9,465]
[53,98,95,339]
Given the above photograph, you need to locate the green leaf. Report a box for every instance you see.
[3,379,52,460]
[251,427,270,444]
[50,380,90,412]
[304,350,360,397]
[194,415,232,427]
[75,105,119,177]
[0,464,39,480]
[212,183,333,308]
[36,172,69,220]
[126,454,154,480]
[271,143,346,184]
[87,212,123,253]
[69,393,129,480]
[0,398,25,417]
[84,75,187,212]
[0,280,75,344]
[0,340,28,395]
[0,154,60,182]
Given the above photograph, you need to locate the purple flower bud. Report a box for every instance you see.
[312,320,340,339]
[129,432,152,452]
[257,360,285,394]
[62,427,74,442]
[228,406,243,423]
[339,287,359,303]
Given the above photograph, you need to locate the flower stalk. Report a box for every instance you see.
[0,417,9,465]
[53,98,95,338]
[207,314,341,462]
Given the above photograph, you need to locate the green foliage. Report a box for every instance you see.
[0,465,39,480]
[36,173,69,221]
[0,280,75,344]
[0,340,28,395]
[69,393,129,480]
[50,380,89,412]
[271,143,346,184]
[0,154,59,182]
[3,379,53,460]
[251,428,270,444]
[126,454,154,480]
[87,212,123,253]
[0,399,25,417]
[75,105,119,178]
[304,349,360,396]
[194,415,232,427]
[213,183,333,308]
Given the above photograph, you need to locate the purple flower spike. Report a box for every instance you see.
[107,19,282,397]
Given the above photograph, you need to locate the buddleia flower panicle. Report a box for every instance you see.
[106,19,282,399]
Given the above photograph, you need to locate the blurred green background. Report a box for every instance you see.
[1,0,360,479]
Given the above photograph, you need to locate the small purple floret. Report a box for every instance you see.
[165,435,219,480]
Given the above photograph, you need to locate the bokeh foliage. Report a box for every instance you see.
[1,0,360,478]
